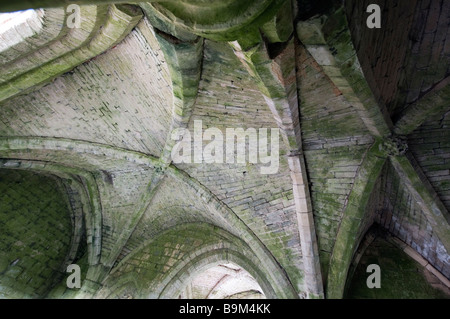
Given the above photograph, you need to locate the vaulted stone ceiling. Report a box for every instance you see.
[0,0,448,299]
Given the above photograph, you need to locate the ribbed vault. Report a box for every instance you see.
[0,0,448,299]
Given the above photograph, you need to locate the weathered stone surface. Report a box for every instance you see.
[408,110,450,212]
[0,0,449,300]
[345,0,450,118]
[0,4,143,103]
[0,170,74,298]
[0,18,172,158]
[346,233,450,299]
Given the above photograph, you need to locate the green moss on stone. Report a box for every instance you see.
[346,237,449,299]
[0,169,72,298]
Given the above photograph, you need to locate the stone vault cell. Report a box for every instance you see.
[0,169,76,298]
[96,223,290,299]
[346,226,450,299]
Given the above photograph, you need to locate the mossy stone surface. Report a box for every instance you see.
[346,237,449,299]
[0,169,72,298]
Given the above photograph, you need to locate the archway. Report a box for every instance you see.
[0,169,79,298]
[178,262,266,299]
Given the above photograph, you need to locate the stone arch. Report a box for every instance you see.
[0,137,299,298]
[345,225,450,298]
[0,136,160,169]
[100,272,141,299]
[100,223,297,299]
[158,246,277,299]
[0,168,75,297]
[0,159,101,266]
[164,169,300,298]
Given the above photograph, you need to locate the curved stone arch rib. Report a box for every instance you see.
[107,222,296,299]
[0,5,107,84]
[142,0,289,42]
[0,136,297,297]
[0,0,290,42]
[390,154,450,250]
[158,246,278,299]
[296,6,393,138]
[100,272,141,299]
[0,136,160,168]
[229,26,324,297]
[0,4,143,103]
[327,140,387,299]
[394,76,450,136]
[164,169,299,298]
[205,270,246,299]
[0,138,165,279]
[0,8,67,65]
[0,158,103,266]
[52,177,85,270]
[151,26,204,167]
[0,1,153,12]
[108,222,288,299]
[0,136,161,272]
[98,169,165,270]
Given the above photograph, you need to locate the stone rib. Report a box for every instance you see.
[297,8,393,138]
[0,5,107,83]
[0,4,143,103]
[0,8,67,64]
